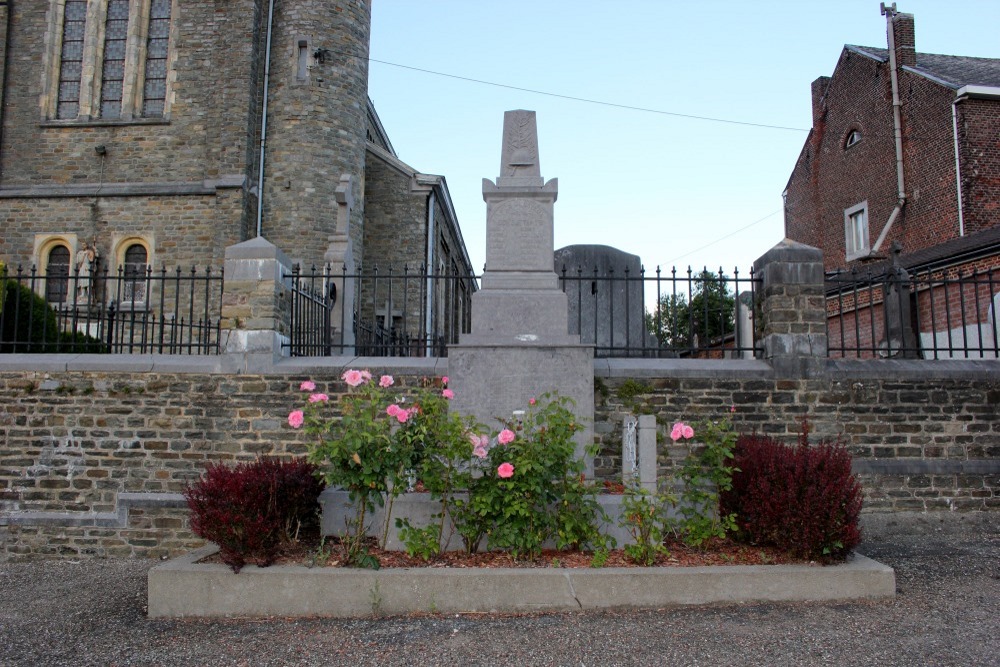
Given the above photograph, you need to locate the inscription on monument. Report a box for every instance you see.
[486,199,553,272]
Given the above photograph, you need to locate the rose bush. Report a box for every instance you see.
[291,373,607,564]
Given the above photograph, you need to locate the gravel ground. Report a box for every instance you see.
[1,513,997,667]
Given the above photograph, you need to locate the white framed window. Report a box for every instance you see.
[844,129,862,149]
[43,0,175,122]
[844,201,870,261]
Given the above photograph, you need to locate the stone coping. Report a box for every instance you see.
[147,545,895,618]
[0,353,994,378]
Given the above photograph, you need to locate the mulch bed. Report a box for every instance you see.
[203,530,808,570]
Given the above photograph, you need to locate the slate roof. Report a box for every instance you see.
[846,45,1000,88]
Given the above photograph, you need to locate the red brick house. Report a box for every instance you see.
[783,8,1000,358]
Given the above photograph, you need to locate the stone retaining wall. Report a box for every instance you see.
[1,356,995,561]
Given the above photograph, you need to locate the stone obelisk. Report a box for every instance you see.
[450,110,594,470]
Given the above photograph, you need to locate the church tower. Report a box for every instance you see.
[255,0,372,268]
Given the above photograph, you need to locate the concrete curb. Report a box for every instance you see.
[147,546,896,618]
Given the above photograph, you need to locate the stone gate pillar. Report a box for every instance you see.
[220,237,292,372]
[449,111,595,471]
[752,239,827,377]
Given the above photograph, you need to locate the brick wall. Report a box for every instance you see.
[0,366,431,559]
[1,359,996,560]
[783,40,999,272]
[592,368,998,515]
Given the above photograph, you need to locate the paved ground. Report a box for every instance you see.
[1,512,997,667]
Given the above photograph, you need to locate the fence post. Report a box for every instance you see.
[219,237,292,372]
[752,239,827,377]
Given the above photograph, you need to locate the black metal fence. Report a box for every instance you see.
[558,265,760,358]
[285,265,477,357]
[826,265,999,359]
[0,264,224,355]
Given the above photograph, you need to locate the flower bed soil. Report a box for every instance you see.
[200,530,808,571]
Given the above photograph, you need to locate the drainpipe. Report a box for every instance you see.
[254,0,276,238]
[951,98,965,237]
[872,4,907,254]
[424,190,436,357]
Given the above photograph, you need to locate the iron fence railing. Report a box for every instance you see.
[0,264,223,355]
[285,265,477,357]
[825,265,999,359]
[558,265,760,358]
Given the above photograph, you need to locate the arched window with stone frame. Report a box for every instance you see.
[45,244,73,304]
[121,242,149,305]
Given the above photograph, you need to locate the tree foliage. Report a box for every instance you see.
[645,269,736,349]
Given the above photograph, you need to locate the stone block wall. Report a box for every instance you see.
[1,358,996,561]
[0,365,434,559]
[592,363,999,513]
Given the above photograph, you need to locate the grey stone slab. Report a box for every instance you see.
[449,344,594,471]
[148,546,895,618]
[223,237,292,266]
[0,354,77,372]
[320,489,660,551]
[556,244,654,353]
[826,358,1000,380]
[598,358,773,378]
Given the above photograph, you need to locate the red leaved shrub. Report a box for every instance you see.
[184,457,325,572]
[719,422,862,561]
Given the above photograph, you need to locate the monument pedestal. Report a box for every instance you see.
[448,110,595,472]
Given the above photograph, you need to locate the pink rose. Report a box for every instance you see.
[469,433,489,448]
[308,393,329,403]
[441,376,449,385]
[299,381,316,392]
[360,370,372,382]
[288,410,304,429]
[386,404,401,417]
[473,445,488,459]
[497,462,514,479]
[671,421,694,441]
[528,397,536,406]
[342,369,365,387]
[670,423,684,442]
[396,409,410,424]
[442,388,454,400]
[497,429,515,445]
[379,375,394,388]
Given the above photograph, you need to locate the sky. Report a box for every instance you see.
[367,1,1000,276]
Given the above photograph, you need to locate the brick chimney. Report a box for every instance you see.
[891,12,916,68]
[811,76,830,127]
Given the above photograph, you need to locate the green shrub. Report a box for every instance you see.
[0,281,60,352]
[719,422,862,562]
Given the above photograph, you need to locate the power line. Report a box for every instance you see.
[666,209,782,267]
[368,57,810,133]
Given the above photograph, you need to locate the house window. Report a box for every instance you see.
[46,0,174,122]
[45,245,72,303]
[844,202,869,261]
[845,129,862,149]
